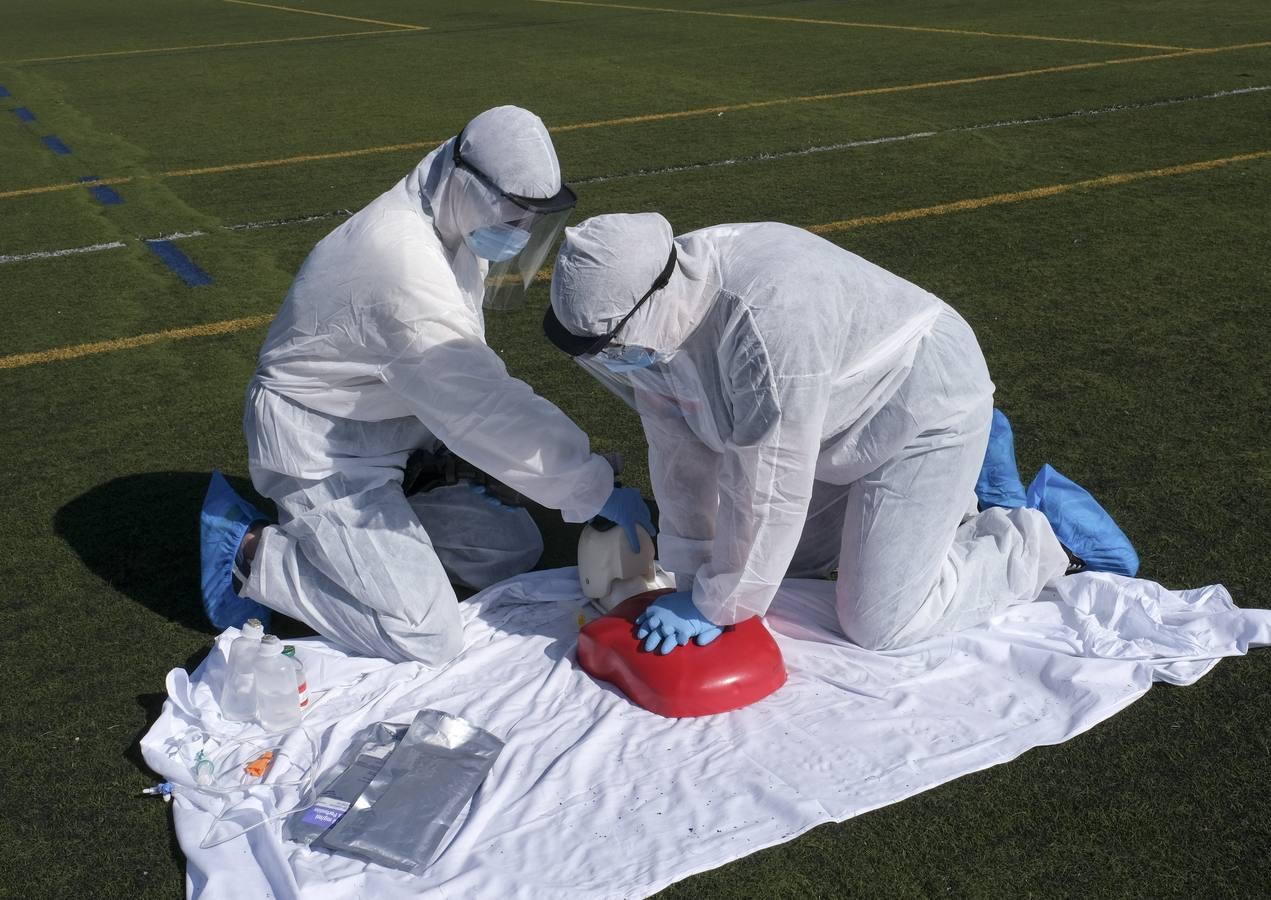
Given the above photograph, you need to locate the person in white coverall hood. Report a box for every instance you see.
[544,213,1078,654]
[198,107,652,665]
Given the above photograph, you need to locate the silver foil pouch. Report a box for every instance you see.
[284,721,406,846]
[317,708,504,871]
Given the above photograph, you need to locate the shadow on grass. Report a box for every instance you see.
[53,470,275,635]
[52,468,606,633]
[125,644,215,776]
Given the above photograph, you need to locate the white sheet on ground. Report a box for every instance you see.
[141,569,1269,899]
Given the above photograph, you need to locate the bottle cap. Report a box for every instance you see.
[257,634,282,656]
[282,646,295,657]
[241,618,264,640]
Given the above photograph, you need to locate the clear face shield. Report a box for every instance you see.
[452,135,577,310]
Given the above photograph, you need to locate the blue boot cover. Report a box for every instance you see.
[975,408,1028,509]
[1025,463,1140,577]
[200,470,272,629]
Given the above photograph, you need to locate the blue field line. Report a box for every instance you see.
[145,239,213,286]
[81,176,125,205]
[0,85,10,97]
[41,134,72,155]
[13,106,36,122]
[88,184,124,205]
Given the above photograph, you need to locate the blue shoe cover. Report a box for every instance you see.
[1026,463,1140,577]
[200,470,271,630]
[975,408,1028,509]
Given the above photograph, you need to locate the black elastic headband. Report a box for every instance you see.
[543,244,679,357]
[452,130,577,215]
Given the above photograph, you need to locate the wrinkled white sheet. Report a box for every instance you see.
[141,569,1270,899]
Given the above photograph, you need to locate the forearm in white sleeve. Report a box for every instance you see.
[690,376,825,626]
[639,396,722,582]
[380,327,613,521]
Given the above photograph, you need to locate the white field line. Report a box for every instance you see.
[226,209,354,231]
[0,240,127,263]
[2,86,1266,266]
[574,84,1271,184]
[147,230,209,241]
[0,212,353,267]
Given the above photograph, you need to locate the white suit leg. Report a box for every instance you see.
[834,398,1066,652]
[241,471,464,666]
[406,483,543,591]
[833,309,1067,650]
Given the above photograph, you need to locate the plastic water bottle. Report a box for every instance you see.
[219,618,264,721]
[254,635,302,731]
[281,645,310,713]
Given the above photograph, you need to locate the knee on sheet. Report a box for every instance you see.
[835,610,911,652]
[380,593,466,667]
[832,566,942,652]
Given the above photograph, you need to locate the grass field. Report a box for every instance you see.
[1,1,1269,896]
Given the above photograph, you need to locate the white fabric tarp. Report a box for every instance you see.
[141,569,1270,899]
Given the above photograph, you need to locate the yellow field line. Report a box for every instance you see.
[223,0,426,30]
[0,315,275,371]
[160,141,439,178]
[530,0,1193,51]
[10,28,411,65]
[9,39,1269,200]
[549,50,1208,131]
[4,149,1268,372]
[809,148,1271,234]
[548,39,1271,133]
[0,176,136,200]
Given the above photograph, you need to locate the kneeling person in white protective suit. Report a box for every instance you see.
[543,213,1137,655]
[199,107,652,665]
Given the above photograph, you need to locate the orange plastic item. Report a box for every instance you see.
[243,750,275,778]
[577,589,786,718]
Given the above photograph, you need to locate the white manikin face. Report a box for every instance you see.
[577,522,659,609]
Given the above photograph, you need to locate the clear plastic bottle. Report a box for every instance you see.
[254,635,302,731]
[219,618,265,722]
[281,645,310,713]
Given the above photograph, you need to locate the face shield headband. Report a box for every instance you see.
[543,244,679,357]
[451,130,577,218]
[452,129,579,309]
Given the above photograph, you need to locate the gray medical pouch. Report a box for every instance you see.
[317,708,504,872]
[284,721,406,846]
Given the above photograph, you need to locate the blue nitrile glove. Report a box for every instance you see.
[466,482,505,508]
[598,485,656,553]
[635,591,723,655]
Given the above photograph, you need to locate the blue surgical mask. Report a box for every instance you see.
[466,224,531,261]
[596,345,659,372]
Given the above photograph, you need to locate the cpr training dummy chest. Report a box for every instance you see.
[578,588,787,718]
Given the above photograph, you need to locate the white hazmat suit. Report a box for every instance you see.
[240,107,614,664]
[548,214,1068,650]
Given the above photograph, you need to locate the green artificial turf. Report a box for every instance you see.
[0,2,1268,896]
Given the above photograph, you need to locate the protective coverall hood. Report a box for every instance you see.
[411,105,573,309]
[549,213,715,356]
[458,105,562,200]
